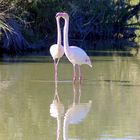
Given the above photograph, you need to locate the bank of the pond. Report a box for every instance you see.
[0,39,139,57]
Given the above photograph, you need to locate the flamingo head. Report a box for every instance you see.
[55,13,62,22]
[56,15,61,20]
[85,57,92,67]
[56,12,69,20]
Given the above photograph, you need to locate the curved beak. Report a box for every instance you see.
[88,60,92,67]
[89,64,92,68]
[55,12,64,18]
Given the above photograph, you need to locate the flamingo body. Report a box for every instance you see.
[64,46,92,67]
[50,44,64,61]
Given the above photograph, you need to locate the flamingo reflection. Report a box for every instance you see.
[63,83,92,140]
[50,80,64,140]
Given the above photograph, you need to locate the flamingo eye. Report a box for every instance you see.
[85,59,89,62]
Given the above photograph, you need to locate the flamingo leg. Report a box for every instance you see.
[54,60,56,80]
[73,64,76,82]
[56,59,60,80]
[78,65,82,81]
[56,58,60,66]
[54,59,58,81]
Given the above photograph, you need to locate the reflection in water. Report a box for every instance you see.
[0,56,140,139]
[50,81,92,140]
[0,63,20,91]
[0,80,12,91]
[63,83,92,140]
[50,80,65,140]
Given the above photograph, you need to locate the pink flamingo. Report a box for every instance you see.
[56,12,92,82]
[50,14,64,80]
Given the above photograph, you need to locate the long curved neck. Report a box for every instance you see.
[56,18,61,45]
[63,18,69,51]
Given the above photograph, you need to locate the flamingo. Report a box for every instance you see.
[56,12,92,82]
[50,14,64,80]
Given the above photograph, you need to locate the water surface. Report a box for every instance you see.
[0,55,140,140]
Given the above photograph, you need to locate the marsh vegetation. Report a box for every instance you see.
[0,0,140,55]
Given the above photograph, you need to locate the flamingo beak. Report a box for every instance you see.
[89,64,92,67]
[55,12,64,18]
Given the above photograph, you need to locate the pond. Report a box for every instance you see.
[0,55,140,140]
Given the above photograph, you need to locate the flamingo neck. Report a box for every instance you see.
[63,18,69,52]
[56,18,61,45]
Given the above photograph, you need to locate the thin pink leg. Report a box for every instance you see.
[56,59,60,81]
[56,59,60,65]
[78,65,82,81]
[54,60,58,81]
[73,64,76,82]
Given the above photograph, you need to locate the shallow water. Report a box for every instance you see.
[0,55,140,140]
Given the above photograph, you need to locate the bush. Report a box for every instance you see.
[0,0,139,54]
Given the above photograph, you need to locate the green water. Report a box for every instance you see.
[0,55,140,140]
